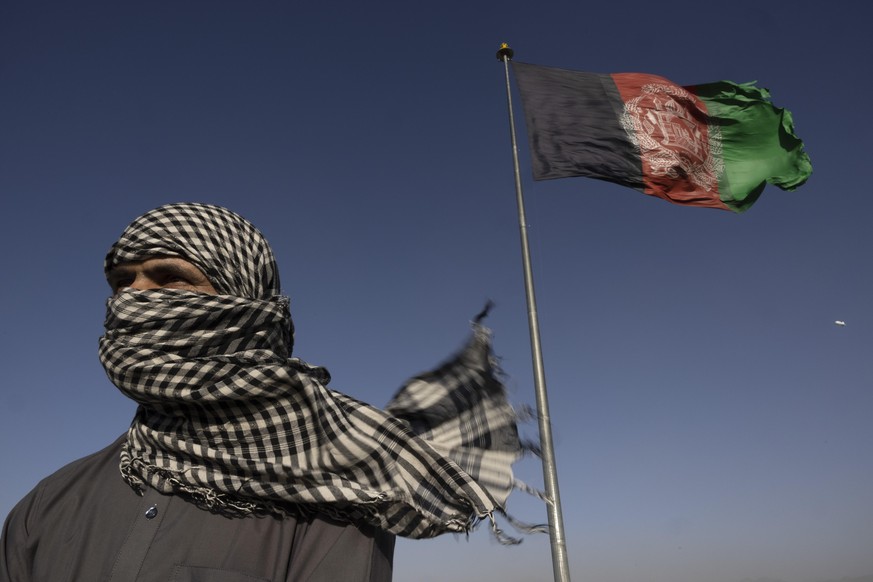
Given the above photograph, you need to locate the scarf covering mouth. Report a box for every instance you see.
[99,203,540,541]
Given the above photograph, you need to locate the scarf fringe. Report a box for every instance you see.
[126,456,551,546]
[486,507,550,545]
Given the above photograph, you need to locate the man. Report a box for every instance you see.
[1,203,530,581]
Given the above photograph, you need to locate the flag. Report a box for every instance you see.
[512,61,812,212]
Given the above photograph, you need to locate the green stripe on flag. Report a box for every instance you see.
[692,81,812,212]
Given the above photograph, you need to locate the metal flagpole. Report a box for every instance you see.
[496,43,571,582]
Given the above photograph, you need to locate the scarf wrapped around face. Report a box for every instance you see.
[99,203,539,540]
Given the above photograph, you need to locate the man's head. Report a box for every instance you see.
[105,203,281,299]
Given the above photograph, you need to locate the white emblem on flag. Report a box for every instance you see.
[620,83,723,193]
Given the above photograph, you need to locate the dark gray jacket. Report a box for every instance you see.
[0,435,394,582]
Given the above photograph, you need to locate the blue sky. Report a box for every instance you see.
[2,2,871,581]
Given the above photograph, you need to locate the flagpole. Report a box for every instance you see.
[497,43,571,582]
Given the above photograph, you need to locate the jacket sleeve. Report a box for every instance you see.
[303,527,395,582]
[0,486,42,582]
[285,517,395,582]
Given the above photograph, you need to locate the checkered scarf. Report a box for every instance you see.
[98,203,536,540]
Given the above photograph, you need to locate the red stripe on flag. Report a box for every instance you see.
[611,73,729,210]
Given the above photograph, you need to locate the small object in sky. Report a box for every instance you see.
[835,320,846,326]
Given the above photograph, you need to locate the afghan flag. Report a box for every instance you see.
[512,61,812,212]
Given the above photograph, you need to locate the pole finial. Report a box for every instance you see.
[496,42,514,61]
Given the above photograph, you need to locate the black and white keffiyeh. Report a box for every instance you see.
[99,203,539,541]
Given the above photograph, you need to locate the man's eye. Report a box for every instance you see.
[162,275,192,286]
[112,277,134,291]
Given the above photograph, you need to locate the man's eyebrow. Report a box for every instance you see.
[148,261,198,276]
[107,264,135,279]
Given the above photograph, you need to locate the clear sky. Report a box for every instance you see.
[2,2,871,581]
